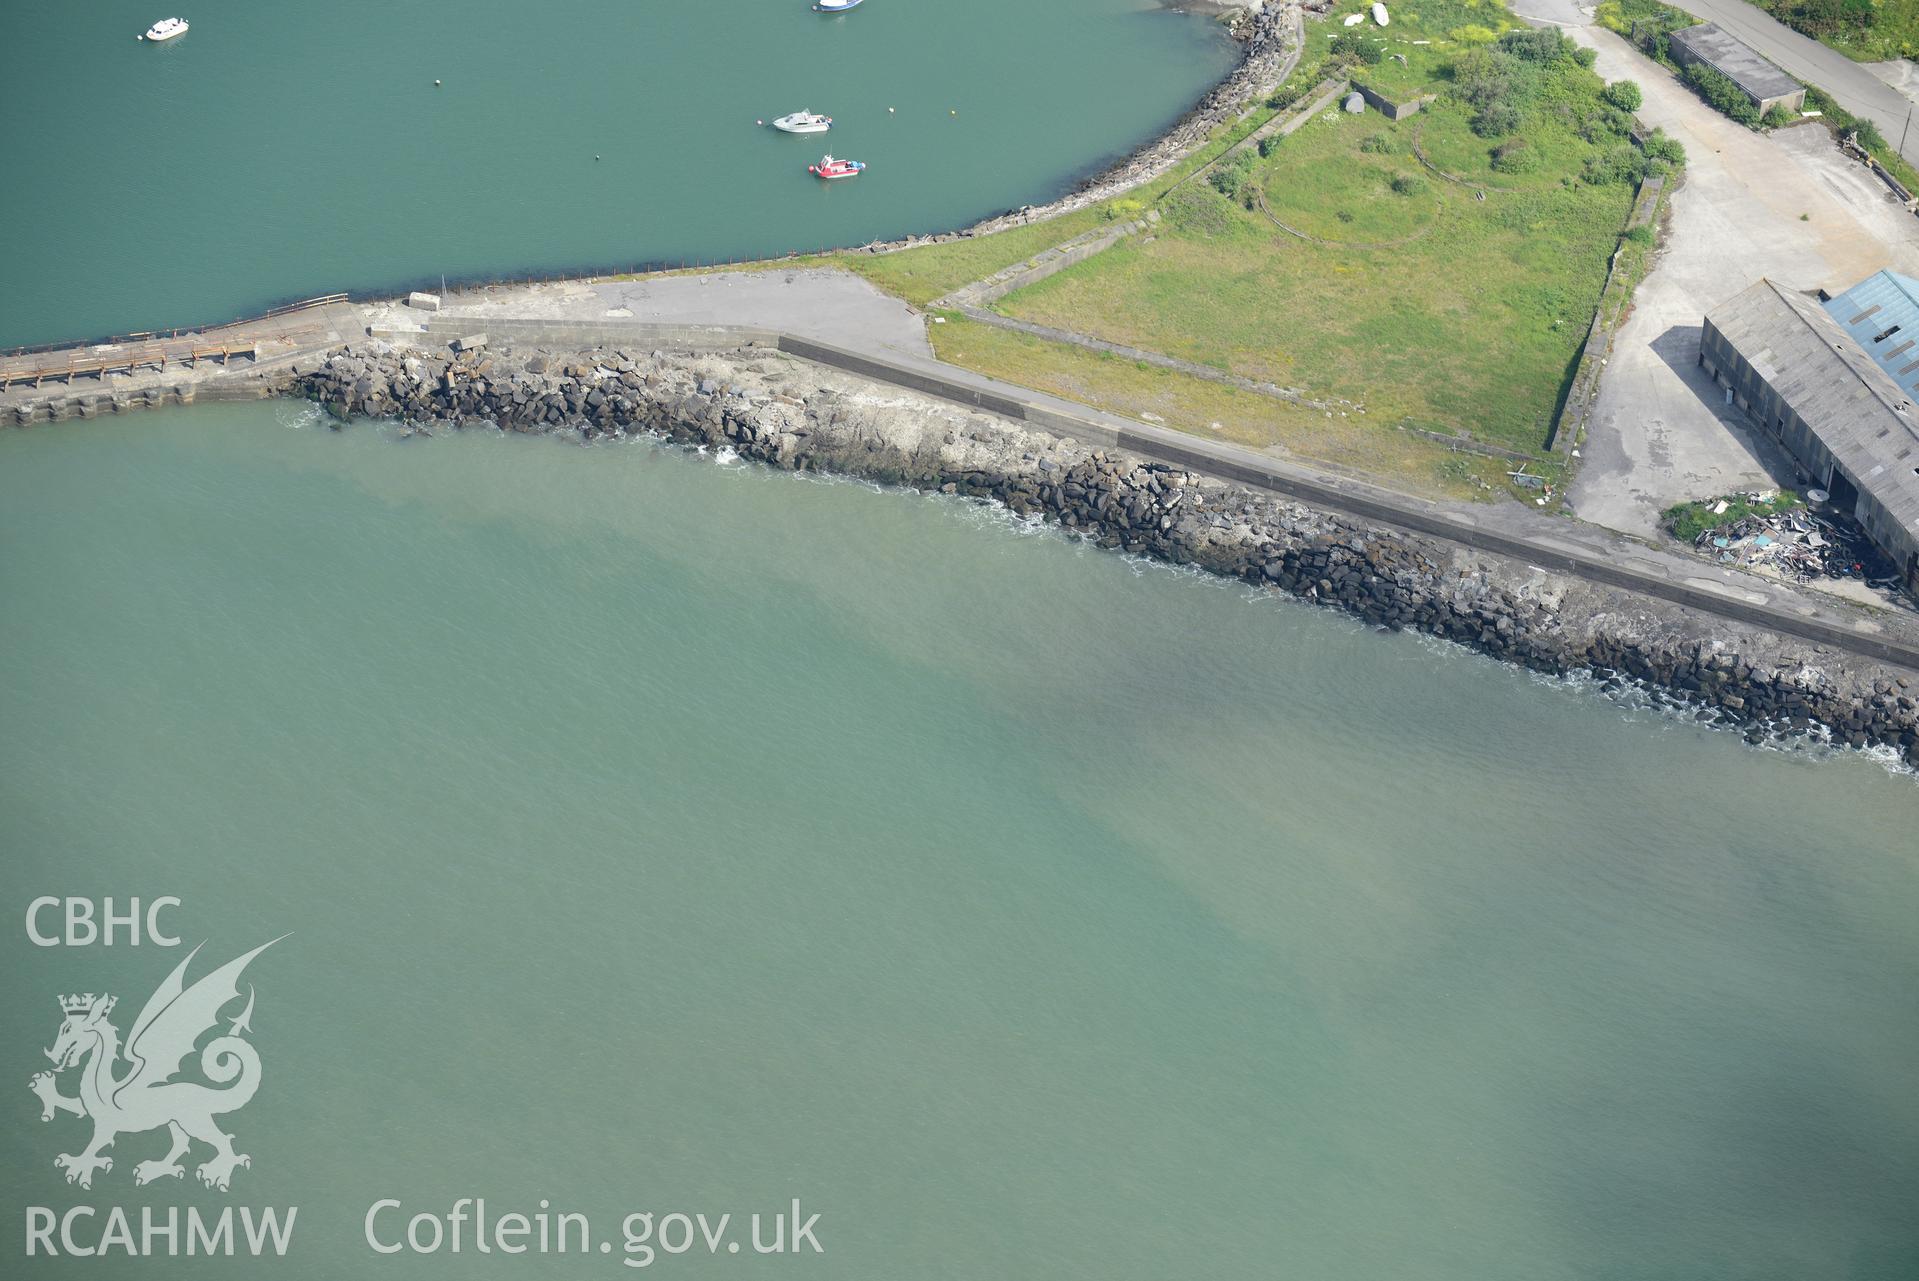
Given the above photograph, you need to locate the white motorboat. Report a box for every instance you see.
[143,17,189,41]
[773,110,833,135]
[813,0,865,12]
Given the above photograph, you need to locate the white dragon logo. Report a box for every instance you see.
[28,937,284,1192]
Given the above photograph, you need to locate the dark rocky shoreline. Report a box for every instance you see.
[849,3,1301,256]
[290,339,1919,772]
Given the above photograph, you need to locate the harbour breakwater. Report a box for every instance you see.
[280,339,1919,770]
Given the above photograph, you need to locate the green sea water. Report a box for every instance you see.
[0,0,1234,347]
[2,407,1916,1278]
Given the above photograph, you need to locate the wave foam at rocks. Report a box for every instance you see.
[281,339,1919,775]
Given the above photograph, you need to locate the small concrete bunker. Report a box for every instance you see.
[1667,23,1805,116]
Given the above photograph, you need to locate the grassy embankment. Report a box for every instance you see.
[1748,0,1919,63]
[871,5,1664,499]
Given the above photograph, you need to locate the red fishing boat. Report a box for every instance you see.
[808,154,865,180]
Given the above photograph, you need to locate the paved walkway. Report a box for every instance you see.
[364,270,932,363]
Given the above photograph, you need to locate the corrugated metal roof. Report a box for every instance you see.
[1822,269,1919,402]
[1708,278,1919,536]
[1670,24,1802,102]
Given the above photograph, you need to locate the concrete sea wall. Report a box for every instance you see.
[277,338,1919,770]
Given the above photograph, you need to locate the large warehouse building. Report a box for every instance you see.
[1699,276,1919,591]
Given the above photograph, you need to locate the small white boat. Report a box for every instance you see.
[1372,2,1390,25]
[773,110,833,135]
[143,16,189,41]
[813,0,864,11]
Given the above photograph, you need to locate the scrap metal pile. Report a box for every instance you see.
[1692,498,1901,589]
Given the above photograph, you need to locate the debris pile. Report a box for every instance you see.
[1691,499,1900,588]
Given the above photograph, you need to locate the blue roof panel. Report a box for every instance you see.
[1823,270,1919,402]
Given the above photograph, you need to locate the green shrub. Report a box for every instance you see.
[1257,134,1282,158]
[1682,61,1762,126]
[1599,0,1693,47]
[1761,102,1796,128]
[1453,48,1517,108]
[1266,83,1303,111]
[1390,173,1428,196]
[1574,45,1598,68]
[1472,101,1521,137]
[1329,31,1385,65]
[1582,142,1649,184]
[1643,128,1686,166]
[1491,138,1540,173]
[1624,222,1655,244]
[1663,491,1802,541]
[1359,133,1394,154]
[1161,185,1234,237]
[1500,26,1578,63]
[1207,150,1257,199]
[1805,85,1851,126]
[1603,79,1643,112]
[1773,0,1877,41]
[1575,105,1636,143]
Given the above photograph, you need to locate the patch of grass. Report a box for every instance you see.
[835,208,1114,306]
[1663,490,1804,541]
[837,76,1329,306]
[1594,0,1697,40]
[929,315,1528,500]
[1351,41,1453,103]
[987,30,1641,455]
[1258,134,1442,239]
[832,7,1657,496]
